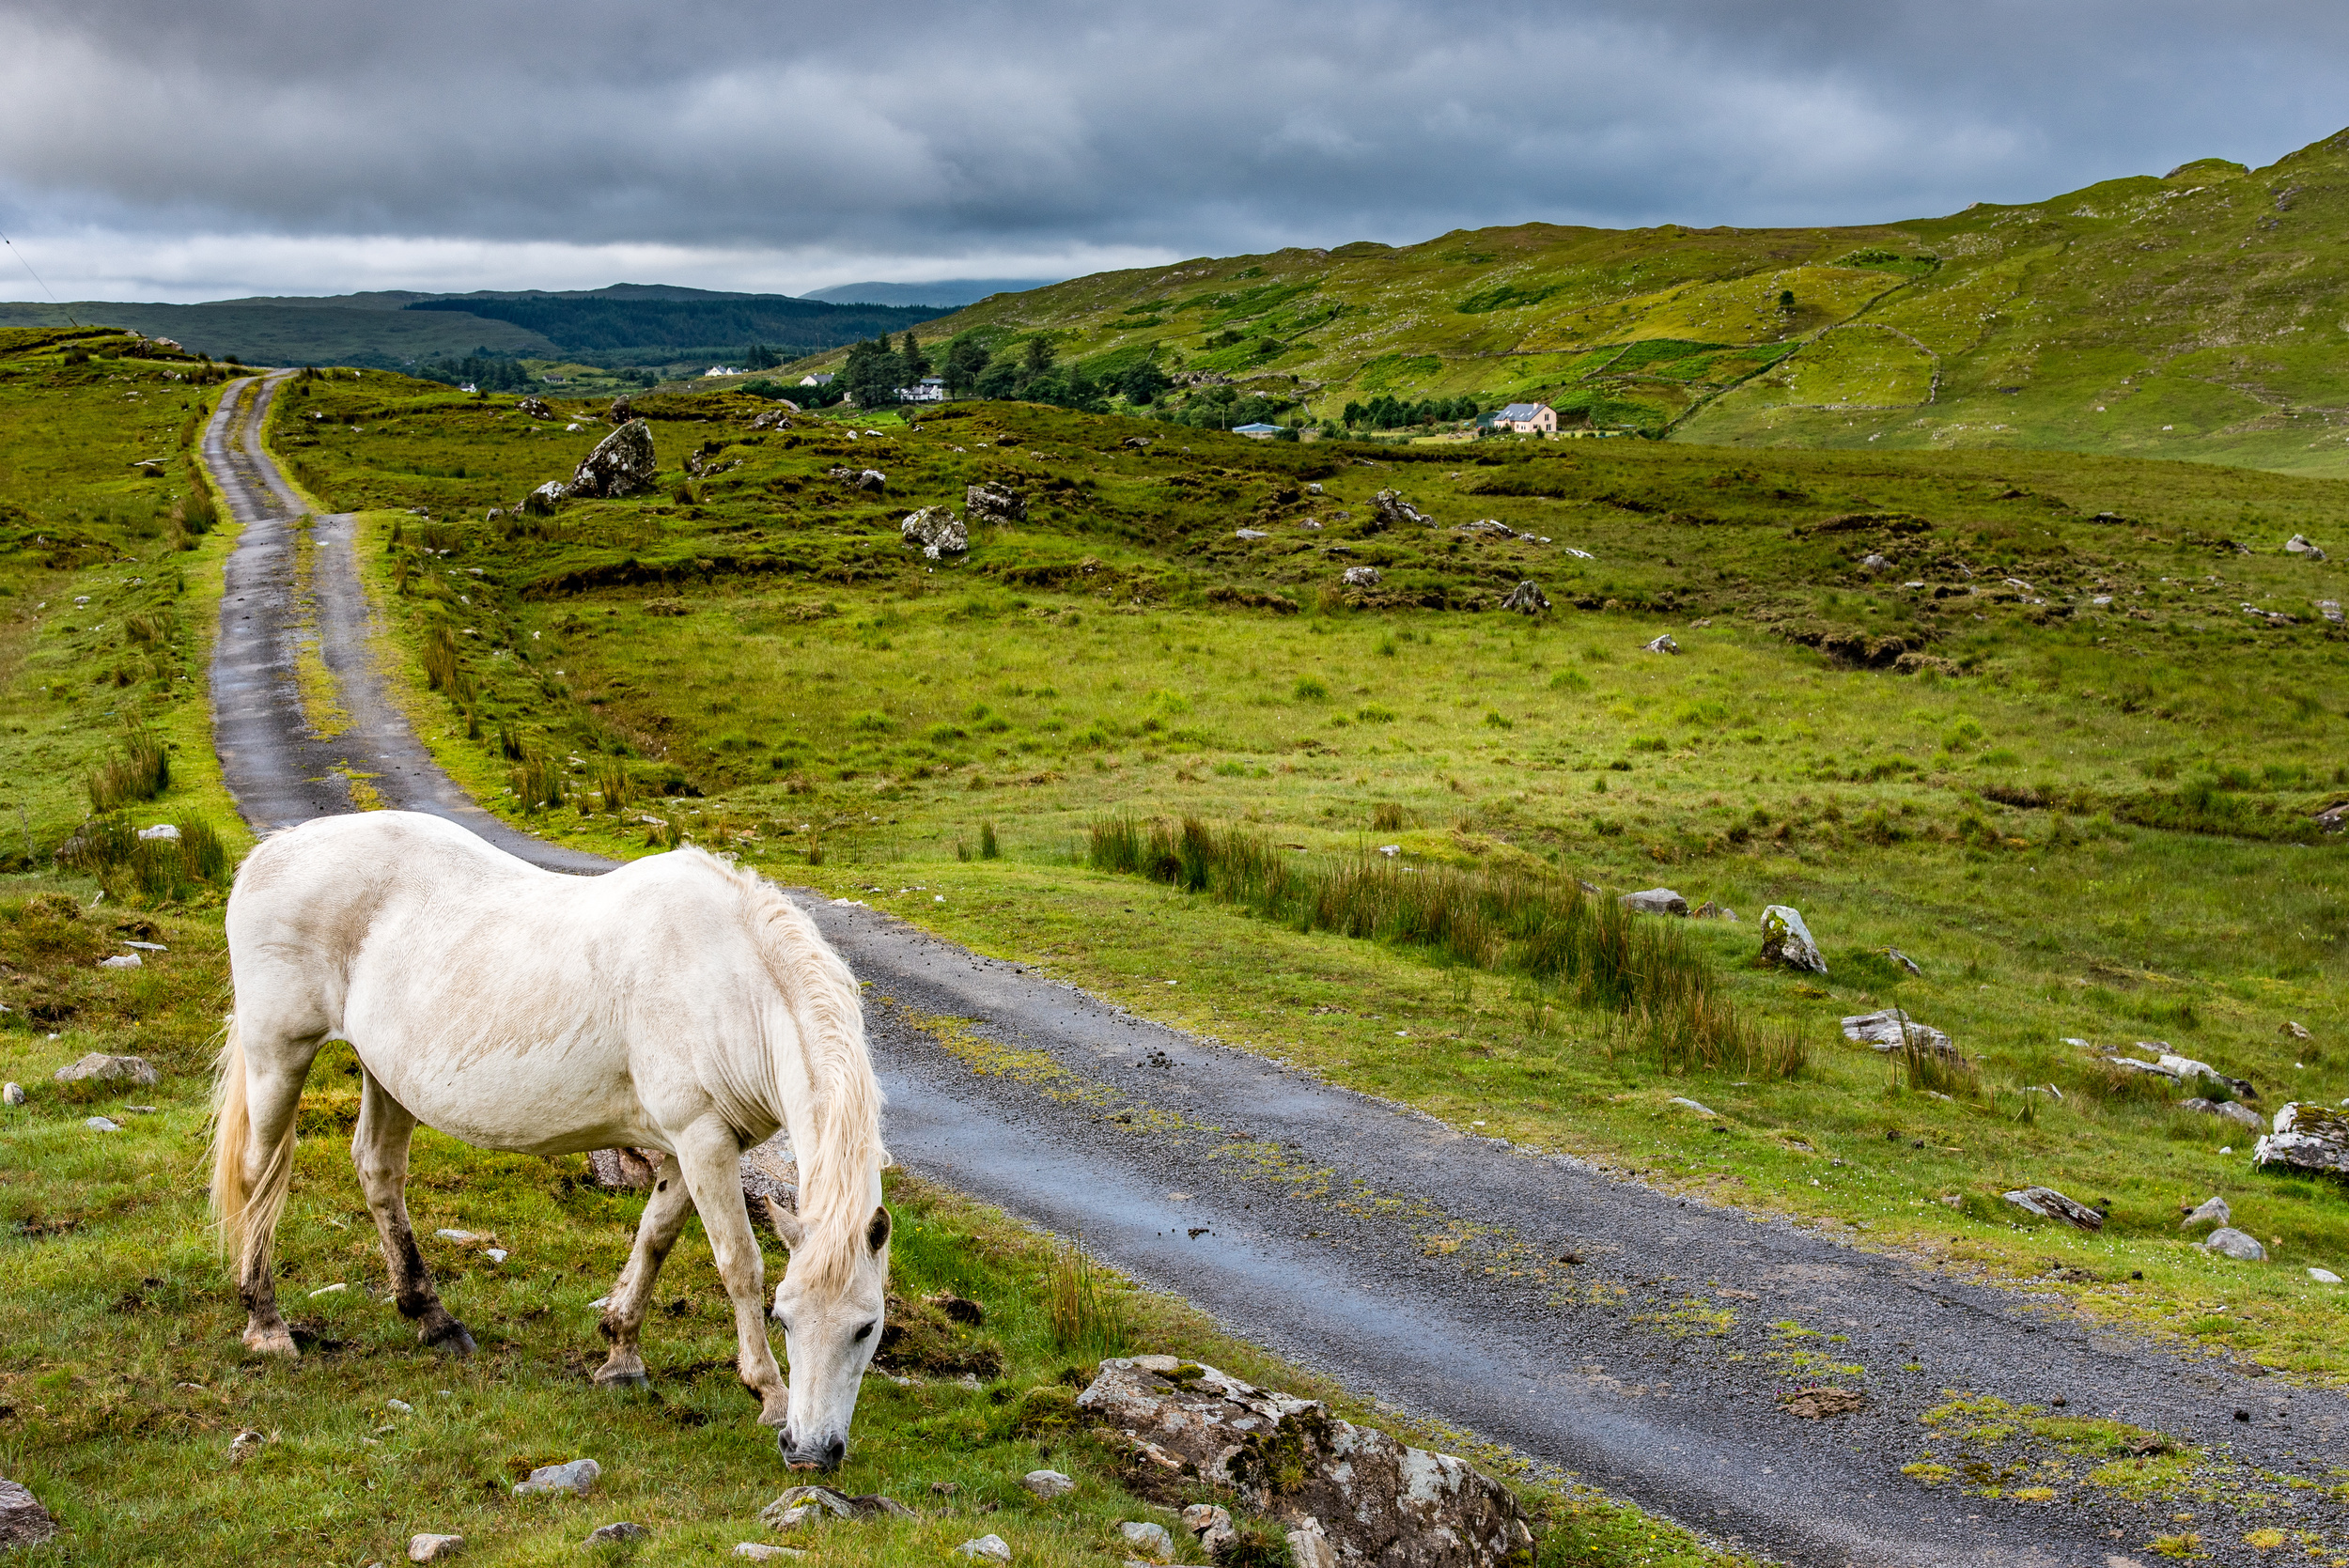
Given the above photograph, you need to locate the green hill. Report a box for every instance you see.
[832,130,2349,475]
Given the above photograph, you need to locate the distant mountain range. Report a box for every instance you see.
[0,282,970,369]
[842,127,2349,475]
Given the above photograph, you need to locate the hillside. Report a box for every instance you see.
[827,129,2349,475]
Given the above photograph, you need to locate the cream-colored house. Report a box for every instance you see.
[1492,402,1558,435]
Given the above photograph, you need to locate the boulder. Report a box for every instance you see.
[1341,567,1382,588]
[607,396,634,423]
[1180,1504,1234,1556]
[54,1052,157,1086]
[2202,1227,2266,1262]
[521,479,568,516]
[967,481,1026,523]
[586,1523,649,1545]
[2311,1268,2342,1284]
[0,1478,58,1550]
[100,954,142,970]
[408,1536,464,1563]
[1619,888,1688,916]
[569,420,658,499]
[1841,1009,1955,1060]
[2,1083,22,1105]
[749,407,793,431]
[2180,1098,2263,1132]
[2158,1053,2256,1099]
[1886,947,1922,975]
[2255,1102,2349,1180]
[2320,601,2344,626]
[2002,1187,2106,1231]
[1859,553,1892,572]
[513,1457,599,1497]
[1077,1356,1533,1568]
[901,507,969,559]
[1642,634,1681,655]
[137,823,180,842]
[1759,906,1827,974]
[1365,489,1429,531]
[1119,1521,1174,1561]
[2286,534,2328,562]
[86,1115,122,1132]
[1500,581,1549,614]
[829,466,888,492]
[2181,1195,2231,1230]
[1021,1469,1075,1499]
[758,1486,911,1527]
[1668,1097,1719,1119]
[518,396,552,420]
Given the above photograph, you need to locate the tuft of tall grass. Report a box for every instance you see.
[512,751,564,813]
[87,727,169,811]
[1089,815,1797,1076]
[1046,1238,1128,1359]
[593,757,631,813]
[979,821,1001,860]
[420,624,474,704]
[55,813,228,902]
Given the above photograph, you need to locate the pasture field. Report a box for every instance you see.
[254,367,2349,1381]
[0,334,1736,1564]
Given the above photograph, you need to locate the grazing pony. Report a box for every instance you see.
[210,812,890,1467]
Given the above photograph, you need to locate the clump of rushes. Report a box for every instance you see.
[980,821,1001,859]
[56,813,228,903]
[420,623,472,703]
[512,749,563,813]
[1089,815,1799,1078]
[87,726,169,811]
[593,757,631,812]
[1047,1238,1128,1359]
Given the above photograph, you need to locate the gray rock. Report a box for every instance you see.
[2180,1098,2264,1132]
[0,1478,58,1550]
[1366,489,1429,531]
[2321,600,2344,626]
[1620,888,1688,916]
[136,823,180,842]
[749,407,794,431]
[1078,1357,1533,1568]
[733,1548,808,1563]
[966,481,1025,522]
[2310,1267,2342,1284]
[1305,482,1324,494]
[1020,1469,1075,1498]
[585,1522,648,1545]
[1341,566,1382,588]
[2202,1226,2266,1262]
[1642,634,1681,654]
[760,1486,854,1528]
[2283,1020,2313,1040]
[586,1146,663,1190]
[1119,1521,1174,1561]
[85,1116,122,1132]
[901,507,969,559]
[1234,528,1269,540]
[521,480,568,518]
[1287,1517,1340,1568]
[99,953,141,970]
[1842,1009,1955,1059]
[2,1082,22,1105]
[2159,1053,2256,1099]
[1860,553,1892,572]
[1691,900,1737,920]
[1181,1504,1234,1555]
[607,396,634,424]
[2287,534,2328,562]
[514,1458,599,1498]
[518,396,553,420]
[2181,1195,2232,1230]
[1500,580,1549,613]
[569,420,659,499]
[409,1536,465,1563]
[1759,906,1827,974]
[829,466,888,492]
[2002,1187,2106,1231]
[2255,1101,2349,1179]
[1886,947,1922,975]
[1669,1096,1719,1119]
[955,1535,1012,1563]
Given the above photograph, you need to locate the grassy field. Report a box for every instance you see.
[0,331,1750,1565]
[790,132,2349,474]
[244,364,2349,1388]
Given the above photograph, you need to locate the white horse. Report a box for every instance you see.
[209,811,890,1468]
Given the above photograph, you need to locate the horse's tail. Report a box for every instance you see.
[210,1016,292,1277]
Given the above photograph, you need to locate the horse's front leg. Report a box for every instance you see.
[351,1070,474,1355]
[595,1155,696,1389]
[671,1117,790,1427]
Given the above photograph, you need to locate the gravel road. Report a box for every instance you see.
[199,379,2344,1567]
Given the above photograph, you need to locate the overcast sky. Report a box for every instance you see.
[3,0,2345,303]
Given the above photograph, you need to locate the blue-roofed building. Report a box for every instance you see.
[1491,402,1557,435]
[1233,422,1285,439]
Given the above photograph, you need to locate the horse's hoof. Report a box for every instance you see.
[242,1326,299,1358]
[423,1322,476,1357]
[595,1370,651,1390]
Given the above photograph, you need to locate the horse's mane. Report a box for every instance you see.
[697,851,888,1291]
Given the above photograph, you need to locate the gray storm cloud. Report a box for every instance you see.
[2,0,2345,296]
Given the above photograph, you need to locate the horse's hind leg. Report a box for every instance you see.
[218,1023,321,1358]
[351,1069,474,1355]
[595,1155,695,1389]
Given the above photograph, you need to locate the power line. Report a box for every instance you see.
[0,229,77,326]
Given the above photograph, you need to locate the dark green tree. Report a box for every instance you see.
[896,331,930,390]
[841,337,900,408]
[1117,359,1170,405]
[941,334,991,395]
[1021,335,1055,375]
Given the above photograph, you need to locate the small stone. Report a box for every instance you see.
[136,823,180,842]
[86,1116,121,1132]
[514,1457,600,1498]
[409,1535,465,1563]
[733,1547,808,1563]
[1181,1504,1234,1553]
[434,1229,478,1243]
[1286,1517,1339,1568]
[2283,1020,2314,1040]
[100,954,142,969]
[848,1495,917,1519]
[1759,906,1828,974]
[955,1533,1012,1563]
[2180,1099,2264,1132]
[2181,1195,2232,1230]
[2,1082,23,1105]
[0,1478,59,1550]
[1341,566,1381,587]
[1886,947,1922,975]
[1119,1521,1174,1560]
[2320,602,2343,626]
[229,1429,266,1457]
[2202,1226,2267,1262]
[1642,633,1681,654]
[760,1486,853,1528]
[584,1522,648,1545]
[1020,1469,1075,1498]
[1842,1008,1955,1058]
[386,1398,413,1415]
[1365,489,1428,531]
[1234,529,1268,540]
[1859,553,1891,572]
[54,1052,157,1086]
[1619,888,1688,916]
[1669,1096,1719,1119]
[966,480,1025,521]
[2310,1267,2342,1284]
[2002,1186,2106,1231]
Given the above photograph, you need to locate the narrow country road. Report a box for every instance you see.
[200,380,2345,1568]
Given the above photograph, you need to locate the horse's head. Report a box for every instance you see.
[763,1195,891,1469]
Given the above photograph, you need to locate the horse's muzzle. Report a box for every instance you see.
[780,1433,846,1470]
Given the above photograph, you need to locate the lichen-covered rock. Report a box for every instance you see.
[901,507,969,559]
[1841,1009,1954,1059]
[2002,1186,2105,1231]
[1341,566,1382,588]
[1642,634,1680,655]
[0,1478,58,1550]
[1076,1356,1533,1568]
[1759,906,1827,974]
[569,419,658,498]
[1365,489,1429,531]
[54,1052,157,1086]
[830,466,887,492]
[967,481,1026,523]
[518,396,552,420]
[2256,1102,2349,1180]
[1500,581,1549,614]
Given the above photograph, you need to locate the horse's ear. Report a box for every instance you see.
[866,1205,892,1253]
[762,1192,804,1250]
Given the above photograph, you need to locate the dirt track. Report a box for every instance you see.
[200,380,2344,1567]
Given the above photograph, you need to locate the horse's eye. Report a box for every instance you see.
[852,1321,876,1343]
